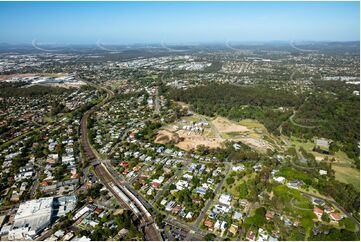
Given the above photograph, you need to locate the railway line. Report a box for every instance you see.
[79,83,162,241]
[93,161,162,240]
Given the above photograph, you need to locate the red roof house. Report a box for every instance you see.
[329,212,342,221]
[246,231,256,241]
[204,219,214,230]
[151,182,161,189]
[313,207,324,218]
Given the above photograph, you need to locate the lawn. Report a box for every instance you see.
[333,166,360,190]
[273,185,311,208]
[222,173,254,200]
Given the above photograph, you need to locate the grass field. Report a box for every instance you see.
[43,73,65,77]
[222,173,255,200]
[239,119,266,130]
[333,166,360,189]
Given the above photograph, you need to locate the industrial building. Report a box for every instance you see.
[8,197,53,240]
[6,195,76,240]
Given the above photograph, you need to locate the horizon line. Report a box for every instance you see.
[1,40,360,46]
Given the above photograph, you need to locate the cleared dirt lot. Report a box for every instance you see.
[154,129,180,144]
[155,113,272,152]
[0,73,35,81]
[175,130,224,150]
[212,116,250,133]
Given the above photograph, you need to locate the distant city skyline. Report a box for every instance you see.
[0,1,359,44]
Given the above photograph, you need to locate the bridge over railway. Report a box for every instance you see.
[79,82,162,241]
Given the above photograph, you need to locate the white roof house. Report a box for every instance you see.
[175,180,189,190]
[232,165,245,172]
[273,176,286,183]
[219,193,232,206]
[319,170,327,176]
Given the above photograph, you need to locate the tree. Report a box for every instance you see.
[339,218,357,232]
[226,176,235,185]
[321,213,330,223]
[245,207,267,227]
[204,233,216,241]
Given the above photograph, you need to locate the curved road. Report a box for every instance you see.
[289,111,318,129]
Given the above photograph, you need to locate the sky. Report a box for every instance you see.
[0,1,359,45]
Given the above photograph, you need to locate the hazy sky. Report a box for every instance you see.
[0,1,359,44]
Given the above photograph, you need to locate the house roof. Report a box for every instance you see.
[246,230,255,240]
[172,205,182,214]
[313,207,324,215]
[229,224,238,235]
[329,212,342,221]
[265,211,274,220]
[94,208,103,215]
[204,219,214,228]
[151,182,161,188]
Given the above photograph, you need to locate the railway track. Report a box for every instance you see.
[94,163,161,240]
[79,83,162,241]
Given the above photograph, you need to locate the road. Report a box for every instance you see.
[154,88,160,115]
[28,160,45,198]
[185,164,230,240]
[164,217,223,241]
[151,159,192,205]
[194,164,230,228]
[289,111,317,129]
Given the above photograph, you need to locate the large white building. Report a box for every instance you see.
[9,197,53,240]
[7,195,77,240]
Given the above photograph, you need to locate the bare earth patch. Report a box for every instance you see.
[175,130,224,150]
[211,117,250,133]
[0,74,36,81]
[240,137,272,150]
[154,129,180,144]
